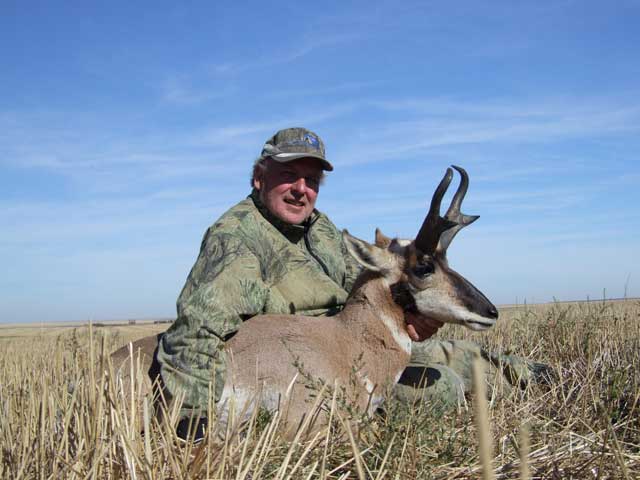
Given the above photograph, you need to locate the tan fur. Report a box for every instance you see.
[223,272,411,434]
[109,334,161,426]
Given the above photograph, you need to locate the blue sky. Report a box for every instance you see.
[2,1,639,323]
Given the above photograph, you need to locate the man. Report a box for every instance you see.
[156,127,545,436]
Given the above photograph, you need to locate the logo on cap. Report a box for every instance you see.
[303,133,320,148]
[280,133,321,152]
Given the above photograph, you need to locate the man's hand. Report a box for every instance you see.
[405,312,444,342]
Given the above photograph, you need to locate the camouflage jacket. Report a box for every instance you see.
[156,190,362,412]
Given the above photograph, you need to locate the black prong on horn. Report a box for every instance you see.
[437,165,479,254]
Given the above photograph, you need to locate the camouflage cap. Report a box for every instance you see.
[260,127,333,171]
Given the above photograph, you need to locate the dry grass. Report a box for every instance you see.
[1,300,638,479]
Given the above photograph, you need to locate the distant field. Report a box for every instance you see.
[0,321,168,342]
[1,300,638,478]
[0,317,171,335]
[498,296,640,310]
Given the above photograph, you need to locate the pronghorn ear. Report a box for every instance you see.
[342,230,393,273]
[374,228,392,248]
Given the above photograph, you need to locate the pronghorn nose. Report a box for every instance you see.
[487,305,499,319]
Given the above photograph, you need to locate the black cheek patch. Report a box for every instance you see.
[390,282,418,314]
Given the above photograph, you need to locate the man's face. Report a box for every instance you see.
[254,157,323,225]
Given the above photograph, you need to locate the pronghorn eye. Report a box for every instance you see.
[412,261,435,278]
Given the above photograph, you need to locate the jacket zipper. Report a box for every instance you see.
[304,217,331,278]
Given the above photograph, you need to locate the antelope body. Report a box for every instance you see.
[110,166,498,435]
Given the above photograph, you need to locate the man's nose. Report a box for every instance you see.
[291,177,307,193]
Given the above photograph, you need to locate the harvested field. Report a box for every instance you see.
[1,300,639,479]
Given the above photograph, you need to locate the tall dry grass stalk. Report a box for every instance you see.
[473,356,495,480]
[1,299,639,478]
[518,422,530,480]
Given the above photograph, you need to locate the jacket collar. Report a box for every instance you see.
[249,189,319,243]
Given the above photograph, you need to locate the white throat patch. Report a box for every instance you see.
[379,311,412,355]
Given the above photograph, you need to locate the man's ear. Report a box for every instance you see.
[342,230,394,273]
[253,160,266,191]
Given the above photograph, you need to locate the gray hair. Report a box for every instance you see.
[250,156,268,187]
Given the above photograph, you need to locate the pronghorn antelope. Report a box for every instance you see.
[110,165,498,436]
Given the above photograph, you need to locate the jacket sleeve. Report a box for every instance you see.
[177,227,269,338]
[158,226,269,411]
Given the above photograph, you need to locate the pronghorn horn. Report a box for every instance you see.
[414,165,478,255]
[414,167,457,254]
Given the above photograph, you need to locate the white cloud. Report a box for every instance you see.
[160,76,235,106]
[265,81,384,99]
[207,32,360,76]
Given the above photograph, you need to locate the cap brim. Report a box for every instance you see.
[269,152,334,171]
